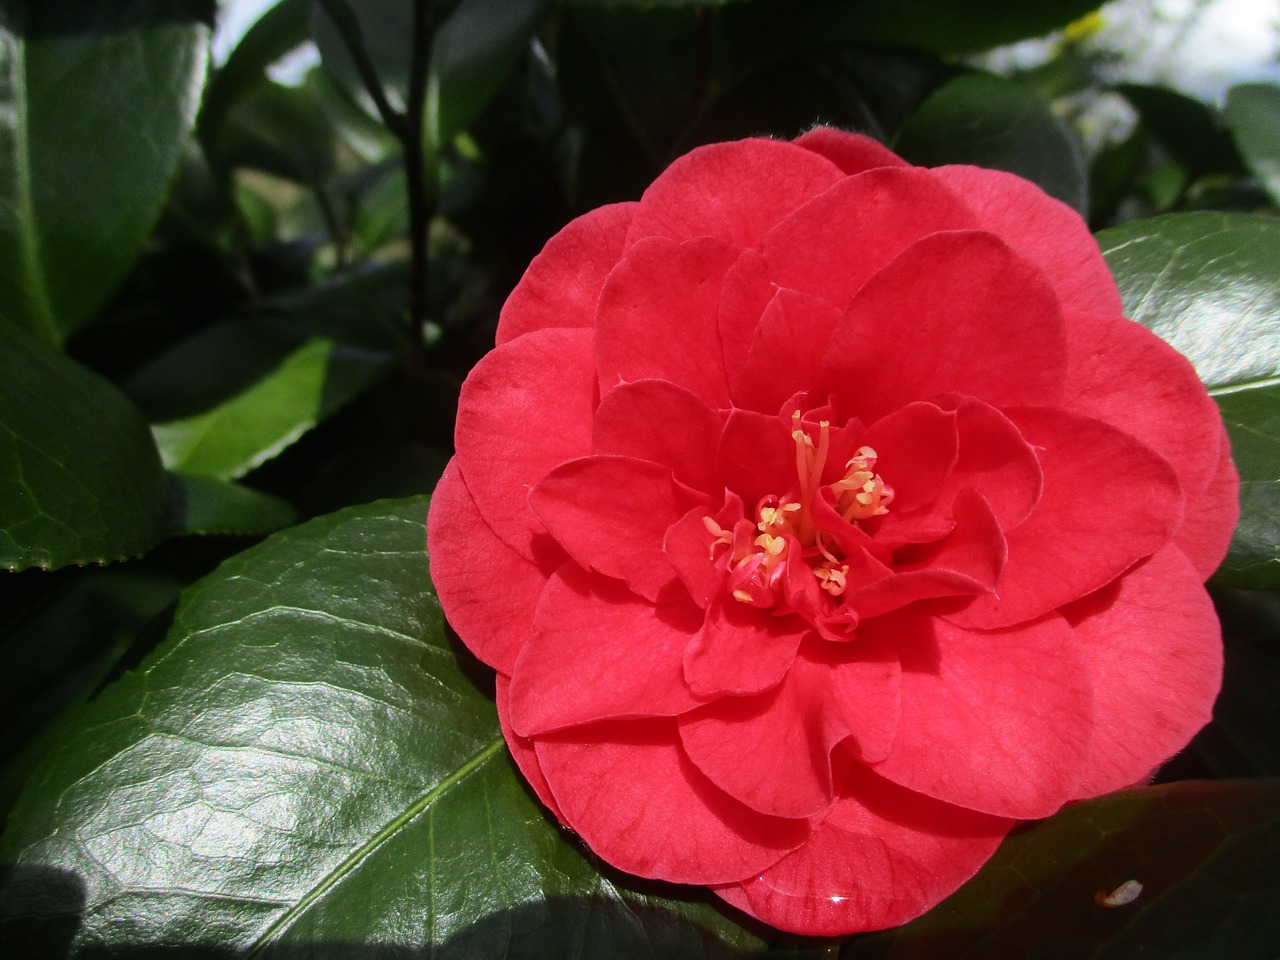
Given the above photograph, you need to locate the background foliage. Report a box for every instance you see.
[1,0,1277,956]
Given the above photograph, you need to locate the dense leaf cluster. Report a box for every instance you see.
[0,0,1276,956]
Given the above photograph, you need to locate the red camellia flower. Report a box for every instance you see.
[427,128,1239,936]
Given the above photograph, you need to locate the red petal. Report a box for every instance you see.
[730,288,845,413]
[679,639,900,819]
[820,231,1068,423]
[1065,545,1223,796]
[454,328,596,560]
[684,592,806,697]
[853,489,1005,619]
[496,674,564,821]
[508,565,704,736]
[530,455,709,602]
[793,126,909,175]
[933,396,1045,530]
[867,608,1093,819]
[596,236,739,407]
[1175,422,1239,578]
[759,167,979,312]
[536,719,808,884]
[717,763,1011,936]
[949,406,1183,629]
[623,138,843,249]
[426,459,557,673]
[716,408,799,511]
[496,202,637,345]
[592,379,724,494]
[862,401,959,513]
[932,164,1123,314]
[665,495,743,609]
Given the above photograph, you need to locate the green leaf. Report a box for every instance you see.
[894,72,1087,214]
[826,0,1100,55]
[0,323,168,572]
[1225,82,1280,207]
[846,780,1280,958]
[166,472,297,537]
[213,78,338,185]
[1098,212,1280,585]
[426,0,542,151]
[0,1,210,344]
[0,498,774,957]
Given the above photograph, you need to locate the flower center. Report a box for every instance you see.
[705,413,894,609]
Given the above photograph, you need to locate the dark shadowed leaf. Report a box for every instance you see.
[895,72,1087,213]
[166,473,297,537]
[0,323,167,572]
[1098,213,1280,586]
[845,780,1280,959]
[0,0,210,344]
[1225,82,1280,207]
[0,498,784,958]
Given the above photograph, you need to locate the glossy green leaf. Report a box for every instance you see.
[0,323,167,572]
[1225,82,1280,207]
[0,1,210,344]
[846,780,1280,958]
[147,332,398,480]
[894,72,1087,213]
[166,473,297,537]
[1098,213,1280,586]
[0,498,776,957]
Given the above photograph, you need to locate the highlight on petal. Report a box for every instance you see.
[820,231,1068,422]
[624,137,844,249]
[509,564,704,736]
[426,459,557,674]
[454,328,597,560]
[932,164,1123,314]
[867,608,1093,819]
[496,202,637,345]
[596,236,740,407]
[530,454,711,601]
[1064,545,1223,796]
[717,762,1012,936]
[536,718,809,885]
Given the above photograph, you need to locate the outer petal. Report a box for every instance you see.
[1063,310,1223,510]
[530,455,710,602]
[426,459,557,673]
[820,231,1068,423]
[931,164,1123,315]
[949,406,1183,629]
[868,608,1093,819]
[536,718,809,885]
[508,565,704,736]
[623,137,844,249]
[455,328,596,560]
[759,167,979,313]
[792,126,909,175]
[596,236,739,407]
[496,202,637,345]
[679,637,900,819]
[717,763,1012,936]
[496,674,563,820]
[1175,422,1239,578]
[592,379,724,494]
[1065,545,1223,796]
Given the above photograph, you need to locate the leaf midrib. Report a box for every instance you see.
[242,736,506,956]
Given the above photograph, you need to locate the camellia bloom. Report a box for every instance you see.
[427,128,1238,936]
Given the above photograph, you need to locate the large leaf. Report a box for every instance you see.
[0,0,210,344]
[1098,213,1280,586]
[0,497,777,957]
[1225,82,1280,207]
[0,323,168,572]
[894,72,1087,214]
[845,780,1280,958]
